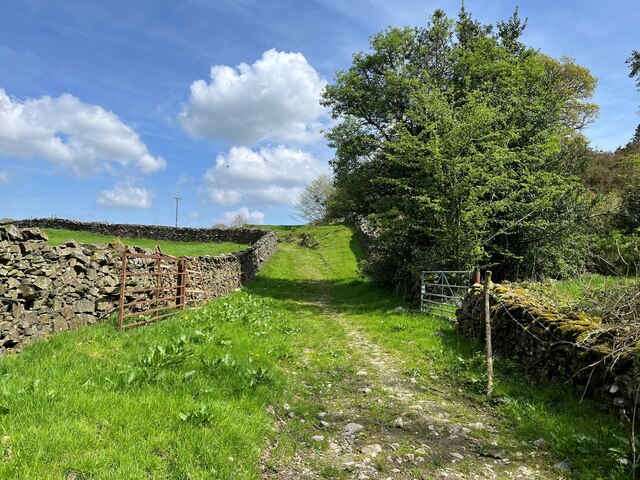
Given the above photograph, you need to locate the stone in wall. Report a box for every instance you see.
[347,215,377,254]
[1,225,121,352]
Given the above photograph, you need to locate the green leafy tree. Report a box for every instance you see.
[627,50,640,90]
[322,8,596,290]
[627,50,640,139]
[620,181,640,233]
[631,125,640,145]
[577,52,640,275]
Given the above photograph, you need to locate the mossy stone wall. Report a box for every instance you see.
[457,283,637,409]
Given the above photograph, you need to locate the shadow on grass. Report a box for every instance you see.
[346,225,367,263]
[246,275,403,314]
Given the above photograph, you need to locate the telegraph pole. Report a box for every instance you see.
[173,196,181,227]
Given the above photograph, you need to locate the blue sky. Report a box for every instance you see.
[0,0,638,227]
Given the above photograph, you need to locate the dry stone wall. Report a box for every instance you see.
[0,220,277,354]
[8,218,268,245]
[348,215,377,254]
[457,283,638,410]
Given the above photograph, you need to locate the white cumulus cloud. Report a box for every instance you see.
[179,49,328,145]
[208,188,242,206]
[222,207,265,225]
[0,171,8,184]
[96,181,155,209]
[0,89,166,176]
[203,145,326,206]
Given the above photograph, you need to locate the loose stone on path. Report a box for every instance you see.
[361,444,383,457]
[343,422,364,435]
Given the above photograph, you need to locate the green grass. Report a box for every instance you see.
[264,224,631,478]
[340,298,630,476]
[43,228,247,256]
[518,273,636,303]
[0,223,632,478]
[517,273,638,321]
[0,294,294,478]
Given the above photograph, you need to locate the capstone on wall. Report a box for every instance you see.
[0,220,277,354]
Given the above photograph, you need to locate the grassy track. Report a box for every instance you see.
[0,224,630,478]
[44,228,247,256]
[257,226,630,479]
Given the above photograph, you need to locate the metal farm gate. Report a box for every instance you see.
[118,250,209,329]
[420,270,474,320]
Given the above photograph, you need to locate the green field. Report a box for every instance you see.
[518,273,638,316]
[43,228,248,257]
[0,224,629,478]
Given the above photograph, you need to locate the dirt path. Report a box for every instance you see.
[261,279,562,479]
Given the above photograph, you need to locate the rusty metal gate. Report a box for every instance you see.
[420,270,474,320]
[118,251,209,329]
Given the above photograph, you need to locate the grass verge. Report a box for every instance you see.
[0,293,294,478]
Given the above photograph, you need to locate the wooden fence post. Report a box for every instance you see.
[176,258,186,309]
[484,270,494,398]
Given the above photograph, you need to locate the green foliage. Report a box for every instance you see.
[518,274,640,329]
[178,404,213,426]
[203,353,275,389]
[322,8,596,289]
[620,181,640,233]
[0,290,289,478]
[540,54,599,134]
[583,141,640,195]
[582,149,637,194]
[119,335,193,386]
[281,232,320,248]
[628,50,640,113]
[581,141,640,274]
[627,50,640,87]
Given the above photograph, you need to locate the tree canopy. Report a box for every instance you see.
[628,50,640,137]
[628,50,640,90]
[322,8,597,290]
